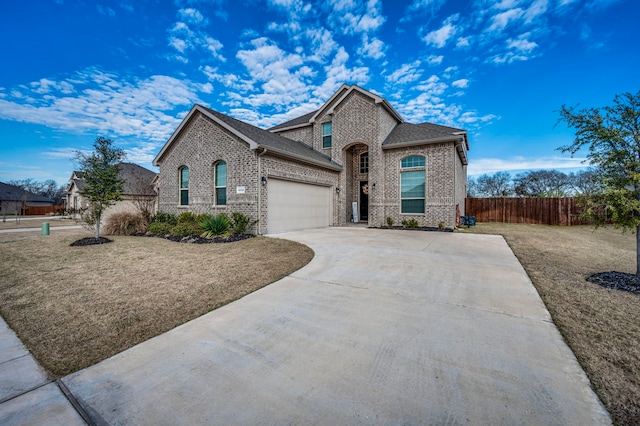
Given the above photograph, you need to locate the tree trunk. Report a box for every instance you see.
[637,225,640,277]
[95,213,101,239]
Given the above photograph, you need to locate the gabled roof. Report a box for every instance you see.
[0,182,54,203]
[68,163,157,196]
[269,109,318,131]
[153,104,342,172]
[269,84,404,133]
[382,121,469,164]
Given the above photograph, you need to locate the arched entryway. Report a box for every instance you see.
[344,143,369,223]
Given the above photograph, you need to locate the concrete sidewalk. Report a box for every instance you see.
[0,318,86,425]
[1,228,611,425]
[0,225,83,234]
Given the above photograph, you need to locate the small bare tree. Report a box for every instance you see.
[128,168,156,223]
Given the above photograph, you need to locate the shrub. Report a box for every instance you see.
[172,222,202,236]
[104,212,147,236]
[401,219,419,228]
[386,216,394,227]
[177,211,197,224]
[195,213,212,224]
[230,212,258,234]
[151,212,177,226]
[200,214,230,238]
[147,222,174,235]
[438,221,446,230]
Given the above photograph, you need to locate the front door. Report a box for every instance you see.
[359,180,369,221]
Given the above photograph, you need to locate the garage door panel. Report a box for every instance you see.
[267,179,332,234]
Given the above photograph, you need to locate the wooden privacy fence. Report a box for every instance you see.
[23,205,65,216]
[465,197,588,226]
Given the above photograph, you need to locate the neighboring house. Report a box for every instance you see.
[0,182,55,216]
[153,84,469,234]
[67,163,158,221]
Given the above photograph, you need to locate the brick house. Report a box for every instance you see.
[153,84,468,234]
[67,163,158,221]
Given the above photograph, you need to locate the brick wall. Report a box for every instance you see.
[381,143,457,228]
[156,112,259,222]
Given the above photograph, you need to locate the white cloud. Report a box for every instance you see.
[524,0,548,23]
[486,8,524,32]
[358,35,386,59]
[0,68,205,143]
[426,55,444,65]
[167,8,225,62]
[329,0,386,34]
[304,28,338,62]
[423,14,459,48]
[452,79,469,88]
[508,37,538,52]
[456,37,470,47]
[30,78,75,95]
[386,61,423,85]
[178,8,207,25]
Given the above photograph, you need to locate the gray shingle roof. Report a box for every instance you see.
[200,106,341,171]
[382,122,466,147]
[0,182,55,203]
[69,163,157,195]
[269,109,317,131]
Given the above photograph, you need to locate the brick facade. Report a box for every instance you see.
[155,85,468,233]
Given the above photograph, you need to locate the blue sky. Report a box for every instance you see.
[1,0,638,186]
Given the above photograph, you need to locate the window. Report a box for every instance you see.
[400,156,425,214]
[179,166,189,206]
[214,161,227,206]
[359,152,369,173]
[322,122,332,148]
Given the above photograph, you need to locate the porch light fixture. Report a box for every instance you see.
[261,176,267,186]
[372,183,376,190]
[336,187,341,193]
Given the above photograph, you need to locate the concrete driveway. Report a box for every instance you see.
[52,228,609,424]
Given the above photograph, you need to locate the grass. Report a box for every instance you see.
[462,223,639,425]
[0,229,313,376]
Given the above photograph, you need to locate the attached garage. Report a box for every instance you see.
[267,178,333,234]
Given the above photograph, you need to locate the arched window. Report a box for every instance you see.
[214,161,227,206]
[400,156,425,214]
[179,166,189,206]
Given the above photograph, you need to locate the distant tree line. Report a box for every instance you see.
[7,178,66,204]
[467,169,601,198]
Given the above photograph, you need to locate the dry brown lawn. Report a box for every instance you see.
[0,229,313,377]
[463,223,639,425]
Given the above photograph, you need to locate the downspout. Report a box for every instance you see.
[257,148,267,235]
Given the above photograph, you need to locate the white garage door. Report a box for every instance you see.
[267,178,332,234]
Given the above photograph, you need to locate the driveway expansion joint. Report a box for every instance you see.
[0,380,54,405]
[57,379,94,426]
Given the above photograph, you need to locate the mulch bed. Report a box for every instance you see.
[134,233,255,244]
[70,237,113,247]
[587,271,640,295]
[70,233,254,247]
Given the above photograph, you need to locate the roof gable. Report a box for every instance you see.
[153,105,342,171]
[269,84,403,133]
